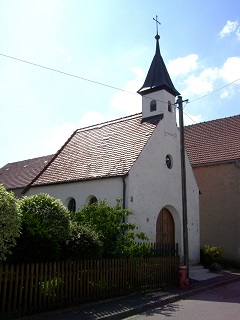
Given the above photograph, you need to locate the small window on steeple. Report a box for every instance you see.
[168,101,172,113]
[150,100,157,112]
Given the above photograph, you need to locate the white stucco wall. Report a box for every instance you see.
[26,177,123,211]
[142,90,177,131]
[26,90,199,264]
[126,99,200,264]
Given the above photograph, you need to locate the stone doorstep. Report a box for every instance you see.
[190,265,206,270]
[189,265,223,281]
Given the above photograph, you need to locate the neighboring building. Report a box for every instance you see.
[0,155,53,197]
[21,33,200,264]
[185,115,240,262]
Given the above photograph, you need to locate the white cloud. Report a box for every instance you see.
[65,51,72,62]
[167,54,199,77]
[110,67,143,116]
[220,86,235,99]
[45,122,77,153]
[183,113,203,126]
[182,68,219,97]
[78,111,105,128]
[219,56,240,83]
[177,54,240,101]
[44,111,105,154]
[219,20,239,38]
[237,27,240,40]
[218,57,240,99]
[176,109,202,126]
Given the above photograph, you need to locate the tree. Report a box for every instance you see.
[72,198,150,258]
[0,184,21,261]
[64,222,103,260]
[11,193,70,262]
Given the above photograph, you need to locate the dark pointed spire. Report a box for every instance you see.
[138,35,180,97]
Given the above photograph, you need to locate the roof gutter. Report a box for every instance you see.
[22,174,129,193]
[192,159,239,168]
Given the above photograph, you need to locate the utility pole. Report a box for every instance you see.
[177,95,189,277]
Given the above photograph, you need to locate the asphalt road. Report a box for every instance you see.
[127,280,240,320]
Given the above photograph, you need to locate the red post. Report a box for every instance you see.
[179,265,189,289]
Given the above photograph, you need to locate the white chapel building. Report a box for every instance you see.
[23,33,200,263]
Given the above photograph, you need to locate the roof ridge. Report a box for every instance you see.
[22,113,147,193]
[23,112,157,188]
[186,114,240,128]
[22,130,78,194]
[3,154,54,166]
[76,113,142,133]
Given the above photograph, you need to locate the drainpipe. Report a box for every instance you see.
[122,175,127,222]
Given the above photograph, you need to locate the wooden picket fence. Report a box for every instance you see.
[0,254,179,318]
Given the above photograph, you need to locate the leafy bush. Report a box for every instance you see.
[41,277,62,295]
[9,212,62,262]
[9,194,71,262]
[72,198,149,258]
[65,222,103,259]
[18,194,70,242]
[201,245,223,266]
[122,240,152,258]
[0,184,21,261]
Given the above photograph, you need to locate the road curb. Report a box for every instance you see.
[97,275,240,320]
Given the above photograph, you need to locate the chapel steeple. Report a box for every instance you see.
[138,25,180,124]
[138,34,179,97]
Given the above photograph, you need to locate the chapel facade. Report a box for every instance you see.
[22,33,200,263]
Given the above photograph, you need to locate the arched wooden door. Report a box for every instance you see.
[156,208,175,244]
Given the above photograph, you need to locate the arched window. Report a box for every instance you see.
[89,196,97,205]
[168,101,172,112]
[150,100,157,112]
[68,197,76,212]
[85,195,98,205]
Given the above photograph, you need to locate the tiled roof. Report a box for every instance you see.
[31,114,156,186]
[0,155,53,190]
[185,115,240,166]
[3,114,239,191]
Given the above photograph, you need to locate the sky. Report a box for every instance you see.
[0,0,240,168]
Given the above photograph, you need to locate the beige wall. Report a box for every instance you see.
[193,162,240,261]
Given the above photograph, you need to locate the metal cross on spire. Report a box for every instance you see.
[153,15,161,35]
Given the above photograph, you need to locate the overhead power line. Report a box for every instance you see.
[0,53,169,105]
[0,53,240,109]
[0,53,130,94]
[188,77,240,104]
[183,111,198,124]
